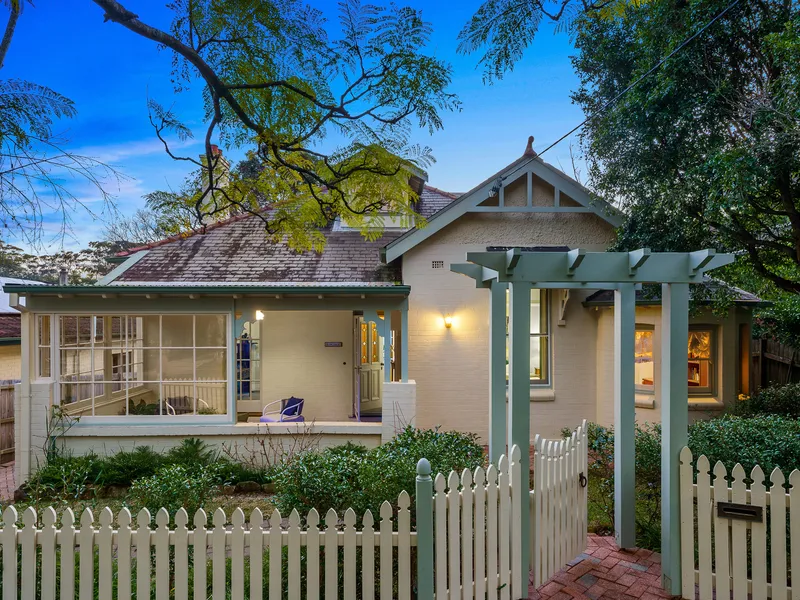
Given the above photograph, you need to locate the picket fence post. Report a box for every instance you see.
[416,458,434,600]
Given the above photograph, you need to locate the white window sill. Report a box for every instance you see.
[506,388,555,402]
[635,395,655,409]
[62,421,383,437]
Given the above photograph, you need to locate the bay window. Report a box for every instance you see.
[57,314,229,418]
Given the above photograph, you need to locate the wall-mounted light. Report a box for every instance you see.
[444,314,453,329]
[256,310,265,321]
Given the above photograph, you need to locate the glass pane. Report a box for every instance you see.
[197,381,227,415]
[162,381,197,416]
[688,331,711,359]
[110,316,125,347]
[60,316,78,347]
[128,316,160,347]
[162,315,193,347]
[361,323,368,364]
[196,348,226,380]
[77,316,92,346]
[38,315,50,347]
[635,330,655,390]
[531,336,548,382]
[60,349,81,379]
[530,289,544,335]
[196,315,226,347]
[93,316,104,344]
[689,359,712,388]
[140,348,161,381]
[39,348,51,378]
[162,348,194,380]
[371,322,379,363]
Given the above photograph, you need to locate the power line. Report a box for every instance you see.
[538,0,744,157]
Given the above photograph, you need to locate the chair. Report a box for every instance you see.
[260,397,305,422]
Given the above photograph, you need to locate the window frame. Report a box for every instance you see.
[34,314,54,381]
[506,288,551,387]
[53,312,233,424]
[688,326,716,397]
[634,325,655,395]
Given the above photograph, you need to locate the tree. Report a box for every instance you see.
[0,1,120,245]
[103,209,171,246]
[458,0,646,82]
[92,0,459,250]
[571,0,800,295]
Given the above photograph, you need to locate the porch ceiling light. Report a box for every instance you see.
[444,314,453,329]
[255,310,265,321]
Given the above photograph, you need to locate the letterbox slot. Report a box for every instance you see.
[716,501,763,523]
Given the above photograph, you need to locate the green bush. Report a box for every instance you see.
[359,426,485,515]
[273,443,370,516]
[128,464,220,519]
[164,438,218,471]
[26,454,103,500]
[95,446,164,487]
[733,383,800,419]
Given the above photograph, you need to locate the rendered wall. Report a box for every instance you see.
[0,345,21,381]
[261,310,354,421]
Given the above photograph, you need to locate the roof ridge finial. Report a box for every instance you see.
[523,135,536,157]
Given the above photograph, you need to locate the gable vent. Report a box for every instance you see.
[431,260,445,269]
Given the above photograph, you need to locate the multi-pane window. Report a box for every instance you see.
[634,328,654,393]
[58,314,228,418]
[688,329,714,394]
[506,289,550,384]
[37,315,51,378]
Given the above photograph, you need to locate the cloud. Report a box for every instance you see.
[71,137,201,165]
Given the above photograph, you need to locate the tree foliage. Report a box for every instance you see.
[93,0,459,250]
[572,0,800,295]
[0,3,120,245]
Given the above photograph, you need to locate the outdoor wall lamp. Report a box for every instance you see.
[256,310,265,321]
[444,314,453,329]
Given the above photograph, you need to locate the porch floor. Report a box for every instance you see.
[529,534,674,600]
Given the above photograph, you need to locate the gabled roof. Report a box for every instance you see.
[384,154,623,263]
[0,314,20,343]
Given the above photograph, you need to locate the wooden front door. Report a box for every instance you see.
[356,317,383,416]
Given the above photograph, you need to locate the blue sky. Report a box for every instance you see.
[2,1,585,252]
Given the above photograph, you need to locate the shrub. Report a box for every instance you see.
[164,438,218,471]
[273,443,369,516]
[26,454,103,500]
[689,414,800,476]
[128,464,220,519]
[96,446,164,487]
[733,383,800,419]
[358,426,485,515]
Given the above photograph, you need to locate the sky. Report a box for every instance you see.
[2,0,587,252]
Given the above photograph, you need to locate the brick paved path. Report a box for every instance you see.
[529,534,675,599]
[0,461,14,503]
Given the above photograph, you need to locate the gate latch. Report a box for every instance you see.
[578,472,587,488]
[716,501,763,523]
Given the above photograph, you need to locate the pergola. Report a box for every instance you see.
[452,247,734,595]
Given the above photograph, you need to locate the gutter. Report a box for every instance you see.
[0,337,21,346]
[3,283,412,297]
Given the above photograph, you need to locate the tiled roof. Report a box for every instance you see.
[111,185,457,285]
[0,315,20,340]
[114,215,404,284]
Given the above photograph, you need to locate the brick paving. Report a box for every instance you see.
[0,461,14,503]
[529,534,676,599]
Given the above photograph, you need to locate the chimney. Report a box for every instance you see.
[58,267,68,286]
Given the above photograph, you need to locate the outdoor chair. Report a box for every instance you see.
[260,397,305,422]
[165,396,210,416]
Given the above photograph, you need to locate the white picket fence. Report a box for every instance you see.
[531,420,588,587]
[0,495,415,600]
[432,446,523,600]
[679,446,800,600]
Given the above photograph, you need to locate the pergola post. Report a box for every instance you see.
[660,282,689,595]
[508,280,532,573]
[489,280,508,462]
[383,310,392,383]
[400,305,409,383]
[614,283,636,549]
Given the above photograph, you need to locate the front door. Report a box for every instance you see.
[355,316,383,416]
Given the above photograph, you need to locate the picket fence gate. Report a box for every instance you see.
[531,420,588,588]
[679,446,800,600]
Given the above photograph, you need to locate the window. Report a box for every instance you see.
[58,314,229,418]
[688,329,715,394]
[506,289,550,384]
[37,315,51,378]
[635,328,654,393]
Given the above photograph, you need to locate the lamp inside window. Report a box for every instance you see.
[688,330,713,390]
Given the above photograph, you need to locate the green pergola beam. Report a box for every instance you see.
[464,249,733,283]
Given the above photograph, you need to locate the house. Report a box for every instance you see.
[5,141,759,484]
[0,277,46,384]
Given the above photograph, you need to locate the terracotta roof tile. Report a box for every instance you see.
[0,315,20,339]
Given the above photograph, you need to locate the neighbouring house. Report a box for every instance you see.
[5,142,760,484]
[0,277,46,384]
